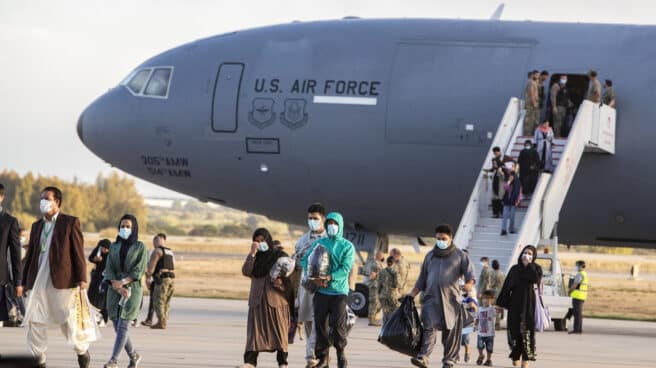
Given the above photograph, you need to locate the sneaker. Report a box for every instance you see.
[500,231,508,236]
[306,358,319,368]
[477,356,485,365]
[140,320,153,327]
[128,352,142,368]
[77,351,90,368]
[279,365,288,368]
[131,320,138,328]
[314,356,330,368]
[236,364,255,368]
[411,356,429,368]
[98,319,106,327]
[484,359,493,366]
[103,359,118,368]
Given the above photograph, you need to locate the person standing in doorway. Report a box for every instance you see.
[538,70,549,120]
[550,75,573,137]
[586,70,602,103]
[21,187,91,368]
[407,224,475,368]
[568,260,588,334]
[523,71,539,135]
[292,203,327,368]
[602,80,616,108]
[364,250,385,326]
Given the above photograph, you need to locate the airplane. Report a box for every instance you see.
[77,16,653,257]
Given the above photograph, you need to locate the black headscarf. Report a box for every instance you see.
[116,214,139,272]
[251,228,286,278]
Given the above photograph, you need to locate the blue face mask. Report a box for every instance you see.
[308,219,322,232]
[435,240,449,249]
[327,224,339,237]
[119,227,132,240]
[258,242,269,252]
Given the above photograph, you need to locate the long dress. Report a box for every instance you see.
[534,127,555,172]
[242,255,290,353]
[497,262,542,362]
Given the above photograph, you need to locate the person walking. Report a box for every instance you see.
[145,233,175,330]
[292,203,327,368]
[377,256,401,324]
[534,121,555,172]
[517,140,540,196]
[301,212,355,368]
[406,224,475,368]
[496,245,543,368]
[88,239,111,326]
[390,248,410,294]
[486,147,506,218]
[364,250,385,326]
[103,214,148,368]
[241,228,292,368]
[568,260,588,334]
[500,171,522,236]
[489,260,506,330]
[0,183,22,328]
[21,187,91,368]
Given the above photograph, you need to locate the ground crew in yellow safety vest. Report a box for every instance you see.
[568,260,588,334]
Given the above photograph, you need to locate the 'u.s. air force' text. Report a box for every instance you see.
[254,78,381,96]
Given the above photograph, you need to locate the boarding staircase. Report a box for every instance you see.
[454,98,616,277]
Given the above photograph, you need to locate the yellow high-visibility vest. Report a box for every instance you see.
[570,270,588,301]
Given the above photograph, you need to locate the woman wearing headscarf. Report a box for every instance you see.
[534,120,555,172]
[239,228,291,368]
[88,238,112,325]
[496,245,543,368]
[103,215,148,368]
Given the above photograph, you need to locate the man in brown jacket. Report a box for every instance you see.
[21,187,91,368]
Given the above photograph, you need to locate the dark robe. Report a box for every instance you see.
[497,259,542,361]
[518,148,540,195]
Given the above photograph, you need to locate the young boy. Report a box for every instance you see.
[461,286,478,363]
[476,290,497,366]
[377,256,400,324]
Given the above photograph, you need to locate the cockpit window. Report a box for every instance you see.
[127,69,152,94]
[144,68,172,97]
[122,66,174,99]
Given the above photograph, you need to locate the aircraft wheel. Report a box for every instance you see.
[348,284,369,318]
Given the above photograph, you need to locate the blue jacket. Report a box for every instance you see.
[301,212,355,296]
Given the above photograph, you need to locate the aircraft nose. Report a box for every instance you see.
[77,112,85,144]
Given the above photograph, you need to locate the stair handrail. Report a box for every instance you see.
[455,97,521,249]
[541,101,596,239]
[505,108,527,157]
[506,172,551,273]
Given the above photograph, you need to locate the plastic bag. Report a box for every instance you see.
[328,306,357,346]
[378,296,423,357]
[308,244,330,279]
[66,289,101,346]
[270,257,296,279]
[534,287,551,332]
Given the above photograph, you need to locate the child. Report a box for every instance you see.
[476,290,497,366]
[461,286,479,363]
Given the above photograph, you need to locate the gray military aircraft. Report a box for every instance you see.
[77,17,653,250]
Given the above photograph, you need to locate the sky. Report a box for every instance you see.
[2,0,656,198]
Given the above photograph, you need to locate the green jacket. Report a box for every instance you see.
[104,240,148,321]
[301,212,355,296]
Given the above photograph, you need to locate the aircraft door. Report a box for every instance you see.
[212,63,244,132]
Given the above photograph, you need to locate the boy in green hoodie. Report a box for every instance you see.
[301,212,355,368]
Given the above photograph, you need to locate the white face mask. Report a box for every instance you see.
[435,240,449,249]
[326,224,339,237]
[560,79,567,85]
[119,227,132,240]
[480,262,487,267]
[308,219,322,232]
[522,253,533,263]
[258,242,269,252]
[20,237,27,245]
[40,199,53,215]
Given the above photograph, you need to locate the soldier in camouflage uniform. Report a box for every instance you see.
[378,256,401,324]
[523,71,540,135]
[146,233,175,329]
[390,248,410,294]
[364,251,385,326]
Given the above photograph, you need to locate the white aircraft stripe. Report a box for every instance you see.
[312,95,377,106]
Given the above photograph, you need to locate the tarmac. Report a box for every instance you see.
[1,297,655,368]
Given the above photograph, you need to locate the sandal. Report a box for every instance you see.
[476,356,484,365]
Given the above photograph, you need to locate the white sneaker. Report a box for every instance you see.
[279,365,288,368]
[306,359,319,368]
[236,364,255,368]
